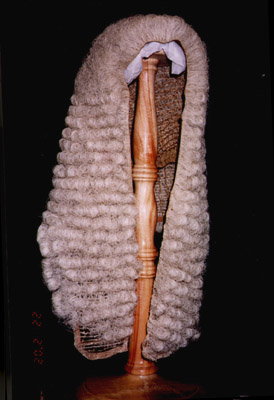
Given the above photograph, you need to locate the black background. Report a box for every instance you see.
[1,1,273,399]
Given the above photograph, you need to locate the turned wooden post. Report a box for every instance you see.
[125,54,162,376]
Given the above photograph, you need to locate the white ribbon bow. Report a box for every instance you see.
[124,41,186,84]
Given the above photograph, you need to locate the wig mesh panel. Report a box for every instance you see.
[75,328,128,360]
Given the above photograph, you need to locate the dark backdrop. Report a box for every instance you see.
[1,1,273,399]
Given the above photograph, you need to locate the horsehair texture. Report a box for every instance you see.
[37,14,209,362]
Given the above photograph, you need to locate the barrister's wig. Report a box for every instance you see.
[37,14,209,361]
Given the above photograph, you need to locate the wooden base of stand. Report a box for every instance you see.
[77,373,203,399]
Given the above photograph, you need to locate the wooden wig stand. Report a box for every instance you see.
[77,52,202,399]
[125,52,161,377]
